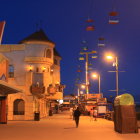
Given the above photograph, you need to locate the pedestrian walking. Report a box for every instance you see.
[93,108,98,121]
[73,107,81,128]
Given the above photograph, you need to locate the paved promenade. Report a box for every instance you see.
[0,111,139,140]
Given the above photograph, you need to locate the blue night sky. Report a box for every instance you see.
[0,0,140,102]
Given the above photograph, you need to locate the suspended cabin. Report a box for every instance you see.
[77,69,82,72]
[79,57,84,60]
[86,18,95,31]
[92,55,98,59]
[86,25,95,31]
[86,19,94,23]
[109,11,119,24]
[83,47,88,51]
[98,37,105,47]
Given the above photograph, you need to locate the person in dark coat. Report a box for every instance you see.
[73,107,81,128]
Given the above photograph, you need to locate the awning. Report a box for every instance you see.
[0,80,22,96]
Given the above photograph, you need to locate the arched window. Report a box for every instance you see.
[46,49,51,58]
[13,99,25,115]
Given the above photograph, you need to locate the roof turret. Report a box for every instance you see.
[19,29,55,44]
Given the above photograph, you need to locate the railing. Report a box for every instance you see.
[30,85,45,96]
[24,57,53,64]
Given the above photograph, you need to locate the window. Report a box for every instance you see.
[36,67,39,72]
[13,99,25,115]
[32,73,43,86]
[9,65,14,78]
[46,49,51,58]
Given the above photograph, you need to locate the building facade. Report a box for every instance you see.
[0,29,64,120]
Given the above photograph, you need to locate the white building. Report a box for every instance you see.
[0,29,64,120]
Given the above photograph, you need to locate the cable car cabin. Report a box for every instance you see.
[109,11,119,24]
[92,56,98,59]
[98,43,105,47]
[77,69,82,72]
[86,19,94,23]
[83,47,88,51]
[86,26,95,31]
[86,18,95,31]
[98,37,105,47]
[79,57,84,60]
[109,11,118,16]
[109,20,119,24]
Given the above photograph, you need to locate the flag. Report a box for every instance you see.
[0,21,6,44]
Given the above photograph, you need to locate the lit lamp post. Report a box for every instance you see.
[81,84,86,89]
[80,50,97,98]
[80,84,86,95]
[106,54,119,96]
[92,73,101,95]
[76,84,86,103]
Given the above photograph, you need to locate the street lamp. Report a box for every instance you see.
[105,53,119,96]
[76,84,86,103]
[92,73,101,95]
[76,84,85,96]
[81,84,86,89]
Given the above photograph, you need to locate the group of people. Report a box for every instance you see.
[70,106,98,128]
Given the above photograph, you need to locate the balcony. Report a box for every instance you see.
[24,57,53,64]
[55,84,65,92]
[47,84,56,95]
[30,85,45,98]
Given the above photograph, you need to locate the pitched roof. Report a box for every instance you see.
[19,29,55,44]
[18,29,61,58]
